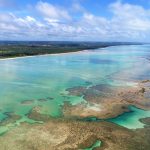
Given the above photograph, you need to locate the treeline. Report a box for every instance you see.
[0,41,142,58]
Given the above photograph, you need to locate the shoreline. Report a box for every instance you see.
[0,50,86,61]
[0,43,142,61]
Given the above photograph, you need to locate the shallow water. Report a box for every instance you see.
[0,44,150,132]
[109,106,150,129]
[82,140,101,150]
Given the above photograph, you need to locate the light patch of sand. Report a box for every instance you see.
[87,103,102,112]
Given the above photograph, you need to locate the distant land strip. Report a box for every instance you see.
[0,41,143,59]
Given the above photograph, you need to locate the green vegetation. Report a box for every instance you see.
[0,41,141,58]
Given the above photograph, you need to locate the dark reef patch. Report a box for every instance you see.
[21,100,35,105]
[0,112,21,126]
[37,99,48,102]
[140,117,150,126]
[27,106,53,122]
[89,58,116,65]
[66,86,87,96]
[46,97,54,100]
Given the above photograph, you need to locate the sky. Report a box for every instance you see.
[0,0,150,41]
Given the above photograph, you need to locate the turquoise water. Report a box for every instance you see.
[0,44,150,131]
[109,106,150,129]
[82,140,101,150]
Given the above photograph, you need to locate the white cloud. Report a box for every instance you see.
[110,1,150,31]
[1,1,150,41]
[0,13,47,40]
[36,1,71,20]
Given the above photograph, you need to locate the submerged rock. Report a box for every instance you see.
[21,100,35,105]
[46,97,54,100]
[0,119,150,150]
[64,81,150,120]
[37,99,48,102]
[141,80,150,83]
[66,86,87,96]
[0,112,21,126]
[140,117,150,126]
[27,106,53,122]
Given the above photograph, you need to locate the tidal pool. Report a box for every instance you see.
[0,44,150,133]
[108,106,150,129]
[82,140,101,150]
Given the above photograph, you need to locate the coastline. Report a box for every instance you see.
[0,50,85,61]
[0,43,142,61]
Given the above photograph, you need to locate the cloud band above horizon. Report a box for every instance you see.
[0,0,150,41]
